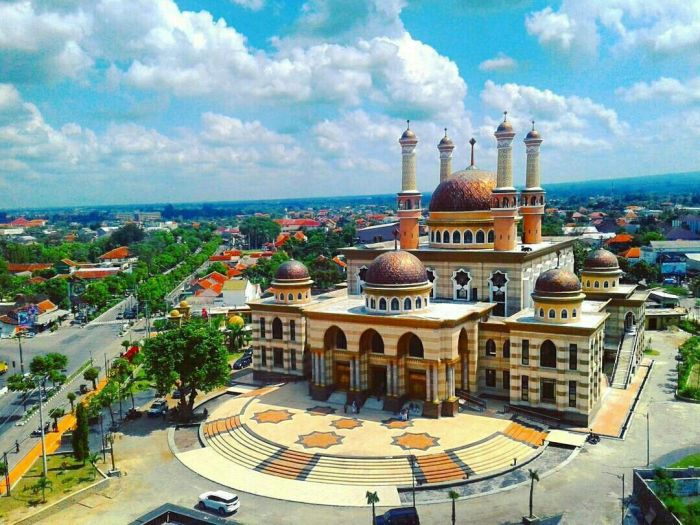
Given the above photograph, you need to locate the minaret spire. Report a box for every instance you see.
[397,121,421,249]
[469,138,476,167]
[437,127,454,183]
[521,119,545,245]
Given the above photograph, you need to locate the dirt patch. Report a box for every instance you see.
[174,426,202,452]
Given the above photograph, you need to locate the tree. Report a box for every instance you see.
[109,223,144,247]
[106,433,116,471]
[30,353,68,387]
[72,403,89,463]
[32,474,52,503]
[226,316,249,353]
[243,251,289,289]
[87,452,101,480]
[48,407,64,429]
[448,490,459,525]
[83,367,99,390]
[98,382,119,425]
[307,256,344,290]
[7,373,35,411]
[528,469,540,519]
[239,216,281,249]
[82,281,110,309]
[109,357,132,417]
[67,392,76,413]
[366,491,379,523]
[572,240,589,274]
[142,320,228,422]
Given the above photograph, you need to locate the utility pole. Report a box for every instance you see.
[99,415,106,462]
[3,451,10,496]
[37,378,48,477]
[646,412,650,467]
[16,333,25,375]
[621,473,625,525]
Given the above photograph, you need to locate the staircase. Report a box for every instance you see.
[611,331,637,389]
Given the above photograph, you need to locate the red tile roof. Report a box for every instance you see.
[99,246,130,260]
[274,219,321,228]
[621,247,641,259]
[7,263,52,273]
[73,268,121,279]
[36,299,56,313]
[607,234,634,244]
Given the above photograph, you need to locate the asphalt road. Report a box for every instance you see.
[0,297,142,457]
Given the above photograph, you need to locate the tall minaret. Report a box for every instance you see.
[397,120,422,250]
[491,112,519,251]
[437,129,454,183]
[520,121,545,245]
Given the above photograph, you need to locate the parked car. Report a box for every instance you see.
[147,399,168,417]
[232,355,252,370]
[0,361,8,375]
[79,383,89,394]
[374,507,420,525]
[116,312,123,320]
[30,423,50,437]
[197,490,240,515]
[172,387,191,399]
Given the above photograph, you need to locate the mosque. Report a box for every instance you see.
[248,115,648,426]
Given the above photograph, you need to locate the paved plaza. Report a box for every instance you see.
[25,329,700,524]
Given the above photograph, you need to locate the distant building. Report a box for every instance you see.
[642,240,700,264]
[357,222,399,244]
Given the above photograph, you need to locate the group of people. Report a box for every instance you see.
[344,401,359,414]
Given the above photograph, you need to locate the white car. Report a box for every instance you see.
[198,490,240,515]
[147,399,168,417]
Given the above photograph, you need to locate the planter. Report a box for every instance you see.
[522,516,541,524]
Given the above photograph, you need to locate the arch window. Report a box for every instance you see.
[540,340,557,368]
[297,292,303,300]
[452,269,471,300]
[442,231,449,243]
[539,308,544,317]
[404,297,412,311]
[561,309,568,319]
[572,309,577,318]
[324,326,347,350]
[485,339,496,356]
[465,230,473,243]
[452,230,461,244]
[379,298,387,310]
[357,266,368,294]
[502,197,509,207]
[430,231,435,242]
[391,298,400,311]
[503,340,511,358]
[548,309,555,319]
[370,298,376,309]
[476,230,485,243]
[426,268,437,299]
[594,281,600,288]
[279,293,284,301]
[489,271,508,317]
[259,318,266,338]
[603,281,609,288]
[272,318,283,340]
[408,335,424,358]
[487,230,495,243]
[288,293,293,301]
[416,297,422,309]
[586,281,590,288]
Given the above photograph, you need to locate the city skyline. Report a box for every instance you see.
[1,0,698,208]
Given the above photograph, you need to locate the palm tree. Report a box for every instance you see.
[87,452,101,480]
[48,407,65,430]
[528,469,540,519]
[366,490,379,524]
[448,490,459,525]
[67,392,76,413]
[33,474,53,503]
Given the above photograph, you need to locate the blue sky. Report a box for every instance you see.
[1,0,699,208]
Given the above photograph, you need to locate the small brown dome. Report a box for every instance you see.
[584,249,619,270]
[496,119,514,133]
[525,129,540,140]
[535,269,581,293]
[438,134,454,148]
[274,260,309,281]
[365,251,427,286]
[429,172,496,212]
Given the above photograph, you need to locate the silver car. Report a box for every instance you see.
[198,490,240,515]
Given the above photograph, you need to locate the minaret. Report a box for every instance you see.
[437,128,454,183]
[397,120,422,250]
[491,112,519,251]
[520,121,545,245]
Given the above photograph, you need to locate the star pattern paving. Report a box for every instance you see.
[251,409,294,425]
[391,432,440,451]
[296,431,344,450]
[307,405,337,416]
[381,418,414,430]
[330,418,363,430]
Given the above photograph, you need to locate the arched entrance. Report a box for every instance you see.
[324,326,350,391]
[458,328,469,391]
[624,312,636,332]
[398,332,426,400]
[361,329,386,396]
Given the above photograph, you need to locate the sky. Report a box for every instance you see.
[1,0,699,208]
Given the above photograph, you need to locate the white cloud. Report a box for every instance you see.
[480,80,627,150]
[478,53,517,72]
[230,0,265,11]
[617,77,700,105]
[526,1,700,60]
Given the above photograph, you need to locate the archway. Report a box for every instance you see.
[399,332,426,400]
[272,318,283,340]
[324,326,347,350]
[360,329,384,354]
[625,312,636,332]
[540,340,557,368]
[458,328,469,391]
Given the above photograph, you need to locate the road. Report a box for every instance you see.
[0,298,141,459]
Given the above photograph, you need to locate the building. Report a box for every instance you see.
[642,240,700,264]
[248,119,647,426]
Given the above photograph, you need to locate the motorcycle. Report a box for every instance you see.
[586,432,600,445]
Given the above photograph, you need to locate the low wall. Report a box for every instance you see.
[633,468,699,525]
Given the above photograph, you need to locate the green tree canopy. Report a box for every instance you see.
[240,217,281,249]
[142,320,228,421]
[243,251,289,289]
[109,223,145,248]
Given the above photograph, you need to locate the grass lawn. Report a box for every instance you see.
[671,453,700,468]
[685,363,700,390]
[0,454,103,519]
[644,349,661,356]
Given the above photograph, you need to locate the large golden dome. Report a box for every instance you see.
[535,269,581,294]
[429,170,496,213]
[274,260,309,281]
[584,249,619,270]
[365,251,428,287]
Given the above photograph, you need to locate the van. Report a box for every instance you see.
[374,507,420,525]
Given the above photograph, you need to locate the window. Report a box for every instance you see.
[453,269,471,300]
[540,340,557,368]
[404,297,411,311]
[290,320,296,342]
[572,309,577,318]
[452,230,461,244]
[541,379,556,403]
[568,344,577,370]
[291,349,297,370]
[336,330,347,349]
[521,375,529,401]
[442,231,449,243]
[489,271,508,316]
[487,230,495,243]
[586,280,590,288]
[548,309,555,319]
[539,308,544,318]
[279,293,284,301]
[261,347,267,366]
[297,292,302,300]
[427,268,436,299]
[273,348,283,368]
[503,370,510,390]
[371,332,384,354]
[594,281,599,288]
[604,281,609,288]
[485,339,496,356]
[272,318,283,340]
[391,298,400,311]
[379,298,387,310]
[522,339,529,365]
[476,230,485,243]
[485,369,496,387]
[370,298,376,309]
[259,318,266,339]
[503,340,510,358]
[408,334,424,358]
[287,293,293,301]
[561,309,568,319]
[416,297,422,309]
[568,380,577,408]
[465,230,473,243]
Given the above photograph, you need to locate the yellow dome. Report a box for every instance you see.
[179,300,189,308]
[227,315,245,328]
[169,309,181,317]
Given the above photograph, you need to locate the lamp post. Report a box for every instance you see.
[3,451,10,496]
[37,377,48,477]
[409,454,417,508]
[15,333,25,376]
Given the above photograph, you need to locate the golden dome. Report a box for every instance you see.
[535,269,581,294]
[169,309,181,317]
[429,170,496,212]
[584,249,619,270]
[179,300,189,308]
[274,260,310,281]
[365,251,428,287]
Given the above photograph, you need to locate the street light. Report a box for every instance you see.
[13,332,26,375]
[408,453,417,508]
[37,377,48,477]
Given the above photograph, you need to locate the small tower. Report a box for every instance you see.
[491,112,519,251]
[437,128,454,183]
[520,121,545,245]
[397,120,422,250]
